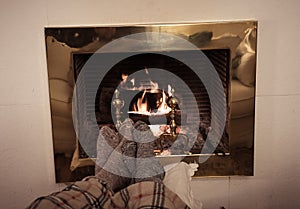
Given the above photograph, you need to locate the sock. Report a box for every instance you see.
[95,119,134,192]
[96,137,132,192]
[95,126,119,174]
[133,121,165,183]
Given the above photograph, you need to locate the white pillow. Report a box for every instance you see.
[163,162,203,209]
[233,27,257,87]
[234,52,256,87]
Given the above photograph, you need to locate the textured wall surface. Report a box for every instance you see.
[0,0,300,208]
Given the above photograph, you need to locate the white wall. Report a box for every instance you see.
[0,0,299,208]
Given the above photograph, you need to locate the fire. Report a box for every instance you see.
[121,73,128,81]
[120,71,159,91]
[130,78,135,86]
[121,69,172,116]
[156,90,171,114]
[130,89,171,116]
[133,90,151,115]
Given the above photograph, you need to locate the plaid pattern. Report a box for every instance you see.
[27,177,190,209]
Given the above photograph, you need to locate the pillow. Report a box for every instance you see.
[232,27,257,87]
[163,162,203,209]
[234,52,256,86]
[49,79,73,103]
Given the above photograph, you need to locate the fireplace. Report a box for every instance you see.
[45,21,257,182]
[73,49,230,158]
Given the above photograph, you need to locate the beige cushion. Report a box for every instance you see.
[52,115,76,155]
[230,115,254,148]
[50,99,72,119]
[231,79,255,119]
[49,79,73,103]
[46,36,77,80]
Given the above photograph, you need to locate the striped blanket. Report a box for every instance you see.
[27,176,189,209]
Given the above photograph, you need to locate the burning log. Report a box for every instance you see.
[129,110,186,125]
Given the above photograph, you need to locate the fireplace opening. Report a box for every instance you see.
[73,49,230,158]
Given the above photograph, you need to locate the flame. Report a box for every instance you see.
[168,84,172,97]
[121,70,172,116]
[130,89,171,116]
[120,71,159,91]
[145,68,149,74]
[130,78,135,86]
[133,90,151,115]
[149,80,159,91]
[156,90,171,114]
[122,73,128,81]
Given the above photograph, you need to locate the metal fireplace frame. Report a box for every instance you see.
[45,20,257,182]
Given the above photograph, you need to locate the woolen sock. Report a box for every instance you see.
[133,121,165,183]
[96,137,132,192]
[95,126,120,174]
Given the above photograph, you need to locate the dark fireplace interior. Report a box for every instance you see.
[73,49,230,158]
